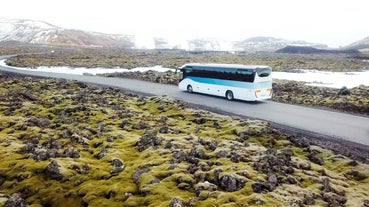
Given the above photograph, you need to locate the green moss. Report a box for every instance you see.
[1,75,369,207]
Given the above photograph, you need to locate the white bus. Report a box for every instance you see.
[178,63,272,101]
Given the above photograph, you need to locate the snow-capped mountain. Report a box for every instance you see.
[0,17,135,48]
[1,17,329,51]
[0,17,58,43]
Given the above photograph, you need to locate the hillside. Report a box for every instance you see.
[276,46,359,54]
[344,36,369,52]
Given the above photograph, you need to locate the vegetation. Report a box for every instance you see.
[2,46,369,71]
[1,74,368,207]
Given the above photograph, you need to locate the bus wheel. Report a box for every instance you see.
[187,85,193,93]
[226,90,234,101]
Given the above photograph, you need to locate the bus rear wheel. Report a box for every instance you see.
[226,90,234,101]
[187,85,193,93]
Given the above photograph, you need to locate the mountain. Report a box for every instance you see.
[276,46,358,54]
[0,17,135,48]
[233,36,328,52]
[1,17,329,51]
[343,36,369,52]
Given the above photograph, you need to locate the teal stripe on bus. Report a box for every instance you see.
[185,76,271,89]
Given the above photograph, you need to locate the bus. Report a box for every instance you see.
[178,63,272,101]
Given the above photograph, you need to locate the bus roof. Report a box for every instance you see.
[180,63,270,70]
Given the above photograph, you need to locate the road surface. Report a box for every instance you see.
[1,56,368,150]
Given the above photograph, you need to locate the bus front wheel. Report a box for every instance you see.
[187,85,193,93]
[226,90,234,101]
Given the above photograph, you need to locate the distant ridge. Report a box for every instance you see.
[1,17,368,52]
[276,46,359,54]
[233,36,328,52]
[343,36,369,52]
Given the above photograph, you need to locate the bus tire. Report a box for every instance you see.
[226,90,234,101]
[187,85,193,93]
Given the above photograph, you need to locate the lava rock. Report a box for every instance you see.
[4,193,28,207]
[110,158,125,176]
[308,152,324,165]
[132,167,150,184]
[169,197,184,207]
[338,86,350,96]
[44,160,63,180]
[135,130,162,152]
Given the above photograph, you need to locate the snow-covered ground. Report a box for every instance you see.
[272,70,369,88]
[0,59,175,74]
[1,60,368,89]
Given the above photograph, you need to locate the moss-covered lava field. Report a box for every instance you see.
[0,74,369,207]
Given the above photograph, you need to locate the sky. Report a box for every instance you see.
[1,0,369,48]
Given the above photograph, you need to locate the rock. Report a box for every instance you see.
[106,136,114,142]
[198,138,218,151]
[338,86,350,96]
[177,182,191,190]
[193,118,207,124]
[308,152,324,165]
[218,174,246,192]
[119,120,130,129]
[230,151,250,163]
[322,192,347,207]
[288,198,304,207]
[219,174,238,192]
[304,194,315,205]
[44,160,63,180]
[287,135,310,148]
[187,164,199,174]
[27,117,51,128]
[111,158,124,168]
[33,149,49,161]
[253,149,293,174]
[189,148,207,159]
[159,125,169,134]
[132,167,150,183]
[267,172,278,189]
[213,121,221,129]
[321,178,332,192]
[110,166,125,176]
[194,181,218,195]
[251,180,275,193]
[105,190,116,199]
[132,122,150,130]
[135,130,162,152]
[63,147,80,158]
[110,158,125,176]
[363,199,369,207]
[4,193,28,207]
[169,197,184,207]
[216,150,228,158]
[172,150,187,163]
[41,138,61,149]
[80,163,91,174]
[94,147,108,159]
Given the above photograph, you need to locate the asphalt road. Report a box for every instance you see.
[1,57,368,149]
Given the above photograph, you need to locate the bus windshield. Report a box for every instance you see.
[256,67,271,77]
